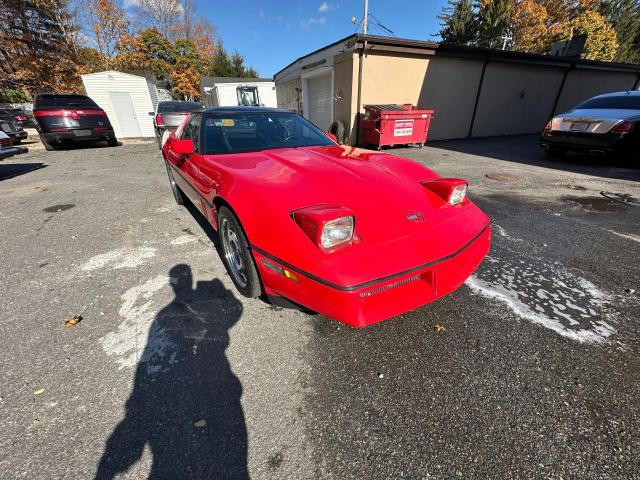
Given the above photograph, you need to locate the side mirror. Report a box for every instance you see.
[326,132,338,143]
[172,138,194,155]
[148,112,155,116]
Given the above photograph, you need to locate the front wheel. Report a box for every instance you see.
[217,206,262,298]
[165,162,186,205]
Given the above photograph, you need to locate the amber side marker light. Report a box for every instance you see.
[262,258,299,282]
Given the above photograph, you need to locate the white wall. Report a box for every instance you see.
[81,71,156,138]
[210,82,277,107]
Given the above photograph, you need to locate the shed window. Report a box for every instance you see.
[237,86,260,106]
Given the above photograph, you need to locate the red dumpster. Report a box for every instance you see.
[360,104,434,149]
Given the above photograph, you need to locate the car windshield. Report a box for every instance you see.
[201,111,334,154]
[35,95,98,108]
[575,95,640,110]
[158,101,202,113]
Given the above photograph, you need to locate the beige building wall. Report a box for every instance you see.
[472,63,565,137]
[418,56,485,140]
[275,78,301,112]
[332,52,358,143]
[554,70,638,114]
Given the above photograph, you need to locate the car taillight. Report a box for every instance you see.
[34,109,106,119]
[544,120,552,132]
[155,114,165,126]
[421,178,468,206]
[0,137,11,147]
[292,205,357,251]
[611,121,634,134]
[15,115,27,121]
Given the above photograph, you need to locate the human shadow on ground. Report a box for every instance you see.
[96,264,248,479]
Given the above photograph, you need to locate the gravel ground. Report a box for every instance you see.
[0,134,639,479]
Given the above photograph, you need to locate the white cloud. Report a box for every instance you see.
[318,1,329,12]
[300,16,327,29]
[259,8,265,18]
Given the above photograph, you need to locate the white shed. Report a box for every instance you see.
[81,70,159,138]
[200,76,277,108]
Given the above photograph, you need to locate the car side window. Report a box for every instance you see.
[182,113,202,152]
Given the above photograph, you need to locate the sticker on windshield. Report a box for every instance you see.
[222,119,235,127]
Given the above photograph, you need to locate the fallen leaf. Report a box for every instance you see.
[194,419,207,428]
[64,315,82,328]
[34,388,45,395]
[433,324,445,333]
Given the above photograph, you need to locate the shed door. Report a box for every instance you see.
[109,91,141,138]
[307,74,332,131]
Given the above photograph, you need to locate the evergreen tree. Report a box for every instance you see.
[212,45,232,77]
[437,0,477,45]
[598,0,640,63]
[476,0,516,49]
[230,51,246,77]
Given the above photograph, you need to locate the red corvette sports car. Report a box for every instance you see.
[162,107,491,327]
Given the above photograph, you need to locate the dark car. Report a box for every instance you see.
[33,94,117,150]
[0,108,36,128]
[0,131,28,160]
[540,91,640,160]
[150,101,202,146]
[0,119,28,144]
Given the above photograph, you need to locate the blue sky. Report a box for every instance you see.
[196,0,449,77]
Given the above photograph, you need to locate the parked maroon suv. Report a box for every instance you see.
[33,94,118,150]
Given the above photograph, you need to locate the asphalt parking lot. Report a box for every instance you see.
[1,134,639,479]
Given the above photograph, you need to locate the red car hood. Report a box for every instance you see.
[209,145,490,286]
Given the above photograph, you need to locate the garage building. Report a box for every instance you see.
[81,70,159,138]
[274,34,640,144]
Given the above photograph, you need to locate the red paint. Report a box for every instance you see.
[163,118,491,327]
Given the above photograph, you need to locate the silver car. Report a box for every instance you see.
[149,101,203,147]
[540,91,640,159]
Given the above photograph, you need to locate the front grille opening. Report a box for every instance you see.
[359,274,422,298]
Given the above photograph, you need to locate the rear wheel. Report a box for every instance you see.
[41,137,55,151]
[165,162,185,205]
[217,206,262,298]
[107,137,118,147]
[544,146,565,158]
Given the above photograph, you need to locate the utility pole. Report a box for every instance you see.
[363,0,368,34]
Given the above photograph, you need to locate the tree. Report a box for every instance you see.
[598,0,640,63]
[476,0,516,49]
[437,0,477,45]
[85,0,129,69]
[0,0,83,94]
[229,51,247,77]
[212,45,232,77]
[133,0,182,40]
[171,66,200,100]
[563,9,619,61]
[113,28,174,79]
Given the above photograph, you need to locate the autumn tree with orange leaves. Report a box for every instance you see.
[84,0,129,70]
[439,0,624,61]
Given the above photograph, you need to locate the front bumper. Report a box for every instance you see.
[254,224,491,327]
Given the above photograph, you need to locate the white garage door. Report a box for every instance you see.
[306,74,332,131]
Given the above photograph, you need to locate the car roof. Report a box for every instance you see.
[591,90,640,99]
[202,106,295,114]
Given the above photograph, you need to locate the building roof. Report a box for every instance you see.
[203,106,292,113]
[201,76,274,86]
[274,34,640,79]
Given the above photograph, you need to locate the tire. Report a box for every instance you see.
[107,137,118,147]
[544,147,565,158]
[165,161,186,205]
[217,206,262,298]
[41,137,55,151]
[328,120,345,144]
